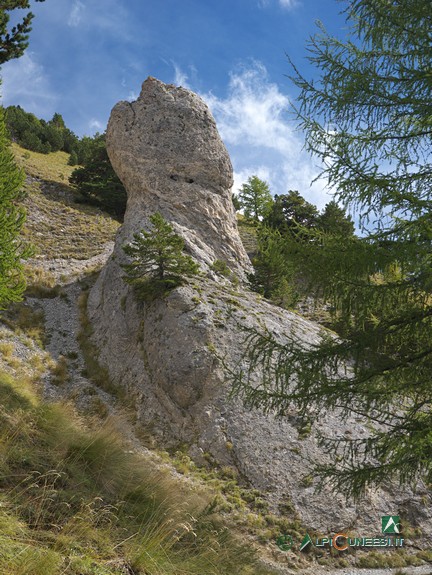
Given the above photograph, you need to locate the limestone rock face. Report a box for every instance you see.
[106,76,251,276]
[88,78,432,541]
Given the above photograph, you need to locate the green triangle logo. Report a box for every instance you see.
[300,533,313,551]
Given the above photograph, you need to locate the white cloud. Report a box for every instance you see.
[278,0,299,9]
[203,61,295,156]
[200,61,329,208]
[127,90,139,102]
[258,0,299,10]
[68,0,85,27]
[172,62,190,89]
[0,52,58,118]
[89,118,104,132]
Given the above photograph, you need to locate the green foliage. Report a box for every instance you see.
[68,150,78,166]
[249,227,297,308]
[265,190,319,235]
[249,194,353,308]
[70,133,127,218]
[318,200,355,237]
[122,213,200,299]
[0,1,45,64]
[232,0,432,496]
[238,176,273,222]
[232,193,241,211]
[0,109,30,308]
[5,106,79,155]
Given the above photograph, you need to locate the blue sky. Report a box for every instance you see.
[1,0,349,208]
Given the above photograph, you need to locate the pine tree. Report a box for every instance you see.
[0,1,45,64]
[265,191,319,234]
[122,213,199,299]
[232,0,432,496]
[317,201,354,238]
[238,176,273,223]
[0,3,44,306]
[249,227,297,307]
[0,108,30,307]
[70,134,127,219]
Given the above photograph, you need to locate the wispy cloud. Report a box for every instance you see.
[89,118,105,132]
[258,0,300,10]
[172,62,191,89]
[68,0,85,27]
[279,0,299,9]
[200,61,328,207]
[204,61,295,156]
[0,52,58,118]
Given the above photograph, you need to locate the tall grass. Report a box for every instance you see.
[0,370,271,575]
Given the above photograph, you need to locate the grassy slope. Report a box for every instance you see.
[0,369,271,575]
[13,144,120,261]
[0,146,276,575]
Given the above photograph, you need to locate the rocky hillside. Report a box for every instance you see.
[0,145,279,575]
[90,78,432,569]
[0,112,430,575]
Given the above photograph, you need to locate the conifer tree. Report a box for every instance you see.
[0,1,45,64]
[238,176,273,222]
[0,2,44,306]
[122,213,199,298]
[233,0,432,496]
[70,133,127,219]
[249,227,297,307]
[0,108,29,307]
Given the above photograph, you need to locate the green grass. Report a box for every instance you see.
[12,143,120,261]
[12,143,75,184]
[0,370,271,575]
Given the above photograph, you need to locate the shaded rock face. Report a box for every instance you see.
[106,77,251,276]
[88,78,432,539]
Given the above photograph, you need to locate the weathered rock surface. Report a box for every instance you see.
[88,77,432,544]
[106,77,251,277]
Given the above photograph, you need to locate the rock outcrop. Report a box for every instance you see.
[105,77,251,277]
[88,77,432,541]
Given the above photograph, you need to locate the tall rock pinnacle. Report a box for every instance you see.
[106,76,251,275]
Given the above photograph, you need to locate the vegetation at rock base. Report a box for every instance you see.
[11,143,120,262]
[241,180,354,311]
[4,104,127,219]
[232,0,432,497]
[122,212,200,299]
[69,133,127,219]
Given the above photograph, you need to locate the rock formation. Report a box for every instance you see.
[88,77,431,541]
[105,77,251,277]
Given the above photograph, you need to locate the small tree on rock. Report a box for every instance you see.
[122,212,199,298]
